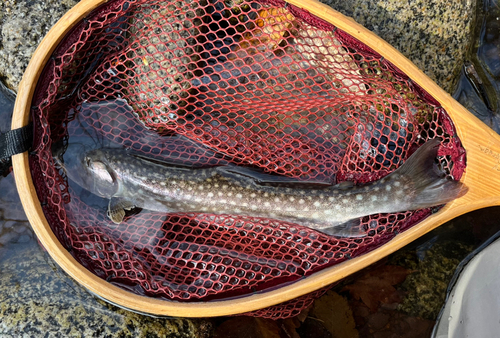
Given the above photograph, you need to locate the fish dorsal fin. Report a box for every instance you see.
[107,197,136,224]
[216,165,332,187]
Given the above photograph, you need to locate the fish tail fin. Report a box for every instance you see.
[394,139,467,209]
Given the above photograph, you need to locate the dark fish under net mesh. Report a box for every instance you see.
[29,0,466,318]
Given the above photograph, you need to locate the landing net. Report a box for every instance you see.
[29,0,466,318]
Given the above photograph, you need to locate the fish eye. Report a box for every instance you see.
[84,157,91,167]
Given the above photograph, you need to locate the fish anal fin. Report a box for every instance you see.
[319,219,367,238]
[108,197,136,224]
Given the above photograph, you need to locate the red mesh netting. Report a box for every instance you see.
[28,0,466,318]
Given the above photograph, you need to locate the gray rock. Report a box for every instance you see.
[0,243,213,338]
[0,0,80,91]
[320,0,477,93]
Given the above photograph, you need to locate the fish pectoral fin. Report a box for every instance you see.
[107,197,136,224]
[320,219,367,238]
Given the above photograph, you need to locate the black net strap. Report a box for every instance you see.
[0,124,33,176]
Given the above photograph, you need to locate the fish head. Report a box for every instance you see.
[82,150,119,198]
[55,144,119,198]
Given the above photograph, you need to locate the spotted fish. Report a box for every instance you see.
[60,139,466,236]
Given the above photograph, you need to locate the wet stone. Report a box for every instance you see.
[390,239,473,320]
[0,243,213,337]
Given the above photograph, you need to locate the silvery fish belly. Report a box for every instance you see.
[62,139,466,237]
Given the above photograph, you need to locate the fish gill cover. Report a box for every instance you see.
[29,0,465,318]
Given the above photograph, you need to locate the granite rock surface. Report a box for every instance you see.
[320,0,476,93]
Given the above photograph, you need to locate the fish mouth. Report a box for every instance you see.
[52,142,98,189]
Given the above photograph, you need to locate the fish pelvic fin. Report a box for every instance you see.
[107,197,136,224]
[392,139,468,210]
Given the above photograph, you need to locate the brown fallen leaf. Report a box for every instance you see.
[280,318,301,338]
[214,317,281,338]
[342,265,410,312]
[238,7,296,51]
[309,290,359,338]
[279,305,312,338]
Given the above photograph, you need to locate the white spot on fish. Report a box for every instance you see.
[289,197,295,202]
[356,194,363,201]
[328,197,335,202]
[264,202,270,207]
[386,185,391,191]
[371,195,377,201]
[299,199,305,204]
[274,197,280,203]
[394,181,401,187]
[313,201,321,207]
[198,186,204,190]
[236,194,242,199]
[250,193,256,198]
[207,192,214,197]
